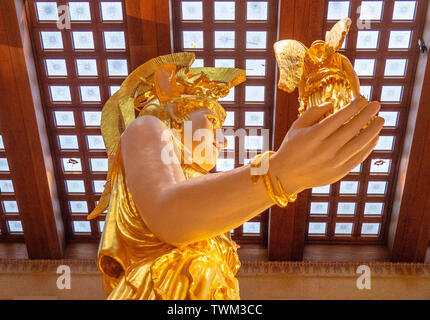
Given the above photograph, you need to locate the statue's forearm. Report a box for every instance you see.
[141,154,295,247]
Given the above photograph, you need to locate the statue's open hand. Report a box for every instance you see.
[273,97,384,194]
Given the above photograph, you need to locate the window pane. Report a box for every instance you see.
[361,223,380,235]
[90,158,108,172]
[244,136,263,150]
[214,1,235,20]
[3,200,18,213]
[0,158,9,172]
[354,59,375,76]
[308,222,327,235]
[327,1,350,20]
[339,181,359,194]
[360,1,383,20]
[0,180,14,193]
[214,31,235,49]
[0,136,4,150]
[76,59,98,76]
[68,2,91,21]
[370,159,391,173]
[312,185,331,194]
[364,202,383,215]
[374,136,394,151]
[45,59,67,76]
[99,221,105,231]
[93,180,106,193]
[360,85,372,100]
[69,201,88,213]
[62,158,82,172]
[245,111,264,126]
[384,59,407,76]
[58,135,78,149]
[246,59,266,76]
[109,86,121,96]
[225,136,235,150]
[103,31,126,49]
[72,221,91,233]
[183,31,204,49]
[310,202,329,215]
[181,1,202,20]
[100,1,123,21]
[223,111,235,126]
[87,135,105,150]
[8,221,23,233]
[216,158,235,171]
[72,31,94,49]
[243,221,260,234]
[191,58,204,67]
[65,180,85,193]
[62,158,82,171]
[337,202,356,215]
[350,163,361,173]
[247,1,268,20]
[41,31,63,49]
[80,86,101,102]
[378,111,398,127]
[335,222,353,235]
[50,86,71,102]
[107,59,128,76]
[392,1,416,20]
[388,30,412,49]
[215,59,235,68]
[54,111,75,127]
[380,85,403,102]
[36,2,58,21]
[367,181,387,194]
[83,111,101,126]
[356,31,379,49]
[245,86,265,101]
[246,31,267,49]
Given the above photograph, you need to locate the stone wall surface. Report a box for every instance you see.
[0,259,429,299]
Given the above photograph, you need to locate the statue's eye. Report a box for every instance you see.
[207,115,218,126]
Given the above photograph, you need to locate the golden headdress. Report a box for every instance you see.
[88,52,245,219]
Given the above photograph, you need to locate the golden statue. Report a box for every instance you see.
[274,18,361,118]
[88,52,246,299]
[88,18,384,301]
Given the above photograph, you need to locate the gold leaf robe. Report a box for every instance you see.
[97,142,241,300]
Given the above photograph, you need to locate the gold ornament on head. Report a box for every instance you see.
[274,18,361,119]
[88,52,246,219]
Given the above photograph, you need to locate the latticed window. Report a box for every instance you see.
[0,133,22,239]
[27,0,130,239]
[172,0,279,243]
[306,0,426,242]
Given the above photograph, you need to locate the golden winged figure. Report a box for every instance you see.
[274,18,361,118]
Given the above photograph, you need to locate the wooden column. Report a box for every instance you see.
[0,0,65,258]
[268,0,325,260]
[125,0,172,69]
[387,2,430,262]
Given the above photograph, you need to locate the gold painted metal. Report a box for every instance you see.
[250,151,297,207]
[274,18,361,118]
[88,53,245,299]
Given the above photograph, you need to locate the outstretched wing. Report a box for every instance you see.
[274,40,307,93]
[325,17,352,52]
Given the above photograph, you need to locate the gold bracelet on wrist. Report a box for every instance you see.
[250,151,297,208]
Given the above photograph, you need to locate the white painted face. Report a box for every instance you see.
[185,108,227,171]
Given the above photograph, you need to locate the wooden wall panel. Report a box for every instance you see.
[0,0,65,258]
[268,0,325,260]
[388,0,430,262]
[125,0,172,69]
